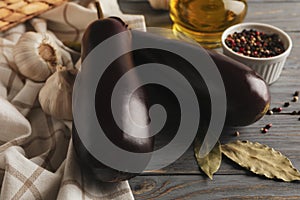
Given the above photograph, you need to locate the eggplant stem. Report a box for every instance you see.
[95,1,104,19]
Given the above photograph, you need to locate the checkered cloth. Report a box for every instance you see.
[0,1,146,199]
[40,1,146,42]
[148,0,169,10]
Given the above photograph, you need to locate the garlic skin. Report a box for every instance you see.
[39,66,76,120]
[13,31,63,82]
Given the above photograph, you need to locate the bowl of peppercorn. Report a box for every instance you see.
[221,22,292,84]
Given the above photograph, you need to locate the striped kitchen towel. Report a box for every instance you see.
[40,0,146,42]
[0,1,146,199]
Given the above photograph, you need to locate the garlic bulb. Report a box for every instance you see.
[13,31,63,82]
[39,66,77,120]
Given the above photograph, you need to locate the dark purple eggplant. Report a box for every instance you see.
[72,17,154,182]
[73,18,270,183]
[208,50,270,126]
[131,30,270,127]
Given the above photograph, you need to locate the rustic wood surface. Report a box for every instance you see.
[119,0,300,199]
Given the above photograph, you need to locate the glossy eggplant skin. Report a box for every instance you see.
[73,20,270,182]
[131,30,270,127]
[72,17,154,182]
[207,50,270,126]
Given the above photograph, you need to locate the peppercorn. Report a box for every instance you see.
[292,111,298,115]
[284,102,290,107]
[272,107,282,113]
[261,128,268,134]
[267,110,273,115]
[294,91,299,97]
[225,29,285,58]
[292,96,299,102]
[265,123,272,129]
[234,131,240,137]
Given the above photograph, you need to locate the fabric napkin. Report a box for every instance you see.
[148,0,169,10]
[0,1,146,199]
[40,0,146,42]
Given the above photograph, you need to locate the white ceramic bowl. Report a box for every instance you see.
[221,22,292,84]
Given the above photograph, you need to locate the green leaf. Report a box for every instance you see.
[221,140,300,182]
[194,141,222,180]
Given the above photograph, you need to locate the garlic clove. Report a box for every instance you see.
[13,31,63,82]
[39,65,76,120]
[46,31,76,69]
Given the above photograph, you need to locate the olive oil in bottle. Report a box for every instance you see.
[170,0,247,48]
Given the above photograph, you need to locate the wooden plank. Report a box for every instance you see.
[245,3,300,32]
[120,0,300,31]
[248,0,300,3]
[138,67,300,175]
[268,69,300,106]
[119,1,300,69]
[118,0,172,28]
[142,114,300,175]
[129,175,300,200]
[120,1,300,198]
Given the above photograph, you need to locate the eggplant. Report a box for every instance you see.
[73,17,270,183]
[131,30,270,127]
[72,17,154,182]
[207,50,270,126]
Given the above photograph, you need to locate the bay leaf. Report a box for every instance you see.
[221,140,300,182]
[194,140,221,180]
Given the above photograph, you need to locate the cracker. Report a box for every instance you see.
[5,0,23,4]
[0,8,12,19]
[3,12,26,22]
[0,20,9,29]
[41,0,63,5]
[19,2,49,15]
[7,1,28,10]
[0,2,7,8]
[0,0,66,31]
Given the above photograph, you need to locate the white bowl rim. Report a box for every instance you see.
[221,22,292,61]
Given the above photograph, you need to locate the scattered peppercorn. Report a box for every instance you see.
[225,29,285,58]
[283,102,290,107]
[265,123,272,129]
[267,110,273,115]
[261,128,268,134]
[294,91,299,97]
[292,96,299,102]
[234,131,240,137]
[298,117,300,121]
[292,111,298,115]
[298,111,300,115]
[272,107,282,113]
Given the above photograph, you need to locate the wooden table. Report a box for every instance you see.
[119,0,300,199]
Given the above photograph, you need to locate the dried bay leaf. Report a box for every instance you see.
[221,140,300,182]
[195,141,222,180]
